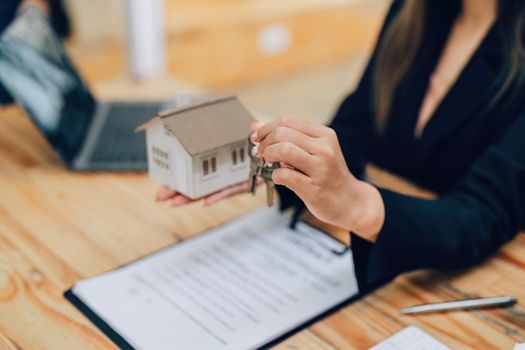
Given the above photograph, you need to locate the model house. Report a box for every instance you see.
[136,95,254,199]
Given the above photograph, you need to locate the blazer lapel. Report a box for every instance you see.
[417,24,503,158]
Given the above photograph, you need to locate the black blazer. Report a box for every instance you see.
[278,0,525,292]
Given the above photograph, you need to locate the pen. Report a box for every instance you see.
[401,296,518,315]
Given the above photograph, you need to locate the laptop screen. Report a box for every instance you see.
[0,7,96,163]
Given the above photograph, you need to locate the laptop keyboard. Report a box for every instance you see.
[89,102,163,167]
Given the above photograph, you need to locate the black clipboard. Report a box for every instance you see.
[64,210,367,350]
[65,287,364,350]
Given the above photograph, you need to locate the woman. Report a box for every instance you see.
[158,0,525,292]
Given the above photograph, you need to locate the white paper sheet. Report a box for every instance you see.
[369,326,451,350]
[72,208,358,350]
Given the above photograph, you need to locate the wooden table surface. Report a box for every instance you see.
[1,103,524,350]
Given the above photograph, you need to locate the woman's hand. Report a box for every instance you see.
[254,118,385,241]
[156,181,252,207]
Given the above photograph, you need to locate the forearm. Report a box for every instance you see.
[353,146,525,289]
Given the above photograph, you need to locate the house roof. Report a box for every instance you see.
[138,95,254,156]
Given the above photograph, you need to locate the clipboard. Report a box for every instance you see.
[64,208,362,350]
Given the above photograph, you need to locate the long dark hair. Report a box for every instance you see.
[374,0,525,129]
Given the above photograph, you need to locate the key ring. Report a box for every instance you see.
[248,132,280,177]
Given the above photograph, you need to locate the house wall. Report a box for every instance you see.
[146,121,191,194]
[190,141,250,199]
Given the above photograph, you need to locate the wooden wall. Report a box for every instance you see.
[64,0,389,89]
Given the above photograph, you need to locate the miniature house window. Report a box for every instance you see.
[151,146,171,174]
[202,155,218,178]
[239,147,245,163]
[231,146,246,168]
[203,159,209,175]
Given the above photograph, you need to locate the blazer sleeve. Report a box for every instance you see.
[352,111,525,292]
[277,0,404,210]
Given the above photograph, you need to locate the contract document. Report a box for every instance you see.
[66,208,359,350]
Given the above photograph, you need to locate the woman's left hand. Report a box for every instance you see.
[254,118,385,241]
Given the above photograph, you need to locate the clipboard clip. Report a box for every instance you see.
[289,208,351,257]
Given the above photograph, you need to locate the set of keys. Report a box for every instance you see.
[247,133,280,206]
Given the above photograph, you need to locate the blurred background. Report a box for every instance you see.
[65,0,389,123]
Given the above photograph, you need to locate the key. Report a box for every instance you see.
[260,162,280,207]
[265,178,275,206]
[249,158,263,194]
[247,132,280,206]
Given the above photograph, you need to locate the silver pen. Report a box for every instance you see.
[401,296,518,315]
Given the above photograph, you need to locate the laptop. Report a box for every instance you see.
[0,6,179,171]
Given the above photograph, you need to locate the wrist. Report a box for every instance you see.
[342,180,385,242]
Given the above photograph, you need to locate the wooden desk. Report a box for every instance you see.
[1,105,524,349]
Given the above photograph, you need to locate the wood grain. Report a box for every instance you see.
[164,0,388,89]
[65,0,389,90]
[1,105,524,348]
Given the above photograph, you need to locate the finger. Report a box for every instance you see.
[258,126,318,156]
[156,185,177,202]
[255,118,328,142]
[263,142,317,176]
[169,195,192,207]
[271,167,310,199]
[203,182,248,206]
[250,120,264,132]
